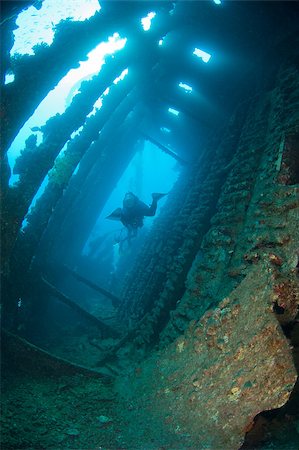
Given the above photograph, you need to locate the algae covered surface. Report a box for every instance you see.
[1,370,120,449]
[115,262,298,450]
[1,259,298,450]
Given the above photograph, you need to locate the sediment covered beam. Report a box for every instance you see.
[141,132,188,165]
[64,265,121,307]
[1,328,108,378]
[41,277,120,338]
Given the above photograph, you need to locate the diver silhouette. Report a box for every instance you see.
[107,192,167,249]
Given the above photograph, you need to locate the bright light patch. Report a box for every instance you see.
[179,82,193,93]
[113,68,128,84]
[158,35,166,46]
[86,95,105,118]
[86,94,104,119]
[169,3,176,15]
[73,162,81,176]
[5,72,15,85]
[9,174,20,186]
[193,48,211,63]
[86,67,128,119]
[141,12,156,31]
[70,126,84,139]
[54,33,127,108]
[7,33,127,184]
[213,0,222,4]
[11,0,101,56]
[168,107,179,116]
[161,127,171,133]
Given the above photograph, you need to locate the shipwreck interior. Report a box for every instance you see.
[1,1,299,449]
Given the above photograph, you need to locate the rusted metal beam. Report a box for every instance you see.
[41,277,120,338]
[64,265,121,307]
[1,328,110,378]
[141,132,188,165]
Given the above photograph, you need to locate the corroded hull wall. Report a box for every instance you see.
[116,262,297,449]
[118,46,299,356]
[113,47,299,449]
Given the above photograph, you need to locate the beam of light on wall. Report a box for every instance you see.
[141,12,156,31]
[4,72,15,85]
[73,162,81,176]
[7,33,127,185]
[179,82,193,93]
[193,48,211,63]
[168,107,180,116]
[161,127,171,133]
[213,0,222,5]
[11,0,101,57]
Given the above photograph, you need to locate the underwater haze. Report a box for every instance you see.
[1,0,299,449]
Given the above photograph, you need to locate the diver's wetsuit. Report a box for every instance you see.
[113,193,165,250]
[120,197,158,231]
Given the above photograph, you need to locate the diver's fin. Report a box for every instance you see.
[106,208,122,221]
[152,192,167,201]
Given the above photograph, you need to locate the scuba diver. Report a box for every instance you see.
[107,192,167,249]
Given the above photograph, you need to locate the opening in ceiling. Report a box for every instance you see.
[179,82,193,93]
[141,12,156,31]
[7,34,127,186]
[10,0,101,57]
[193,47,211,63]
[86,68,129,119]
[4,71,15,85]
[168,107,180,116]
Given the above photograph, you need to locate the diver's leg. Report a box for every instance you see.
[147,199,158,216]
[147,193,167,216]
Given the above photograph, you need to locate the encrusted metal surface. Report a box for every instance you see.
[117,262,297,449]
